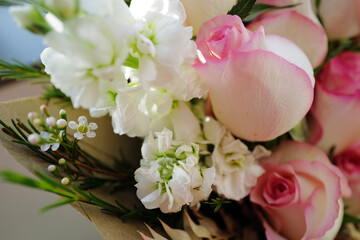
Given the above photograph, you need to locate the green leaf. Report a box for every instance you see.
[0,170,47,189]
[34,169,76,195]
[314,40,354,75]
[246,3,300,21]
[204,198,231,212]
[227,0,256,20]
[0,58,49,81]
[289,118,308,141]
[343,214,360,224]
[41,85,71,104]
[79,178,107,190]
[39,198,76,213]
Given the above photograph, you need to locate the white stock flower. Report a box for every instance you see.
[68,116,98,140]
[111,86,173,137]
[135,128,214,213]
[9,4,50,34]
[204,117,270,201]
[127,0,196,88]
[169,64,208,101]
[41,12,132,110]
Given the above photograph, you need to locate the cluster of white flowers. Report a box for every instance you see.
[203,117,270,201]
[35,0,207,139]
[135,128,215,213]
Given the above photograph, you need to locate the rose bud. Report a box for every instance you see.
[307,51,360,154]
[194,15,314,141]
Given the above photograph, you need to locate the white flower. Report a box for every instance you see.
[169,64,208,102]
[111,86,172,137]
[203,117,270,201]
[9,4,50,34]
[41,12,132,110]
[68,116,98,140]
[39,131,61,151]
[127,0,196,88]
[44,0,78,19]
[135,128,214,213]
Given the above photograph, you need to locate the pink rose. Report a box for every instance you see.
[318,0,360,40]
[334,142,360,216]
[194,15,314,141]
[250,141,351,240]
[248,0,327,67]
[307,51,360,154]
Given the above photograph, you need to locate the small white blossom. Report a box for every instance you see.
[39,131,61,151]
[203,117,270,201]
[56,119,67,128]
[46,116,56,127]
[28,133,40,144]
[40,104,47,113]
[69,116,98,140]
[135,128,214,213]
[33,118,42,127]
[61,177,70,185]
[27,112,37,121]
[47,165,57,172]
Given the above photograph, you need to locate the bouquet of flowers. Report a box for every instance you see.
[1,0,360,239]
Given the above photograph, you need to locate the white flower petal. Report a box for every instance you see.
[88,122,98,130]
[74,132,84,140]
[78,116,87,125]
[68,121,78,129]
[86,131,96,138]
[51,143,60,151]
[41,144,51,152]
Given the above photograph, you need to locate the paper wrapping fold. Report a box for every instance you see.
[0,97,148,240]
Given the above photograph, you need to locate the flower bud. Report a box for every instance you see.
[27,112,37,121]
[58,158,67,170]
[59,109,67,120]
[44,0,78,19]
[56,119,67,128]
[48,165,61,177]
[46,117,56,127]
[61,177,70,185]
[28,133,40,144]
[9,5,51,35]
[33,118,42,127]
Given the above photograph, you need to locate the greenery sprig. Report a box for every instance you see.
[0,108,135,181]
[204,197,232,212]
[0,58,49,81]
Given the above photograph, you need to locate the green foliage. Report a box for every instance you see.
[343,214,360,224]
[228,0,256,20]
[289,118,308,141]
[0,58,49,80]
[314,40,360,75]
[204,198,231,212]
[41,85,71,105]
[39,198,76,213]
[124,0,131,7]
